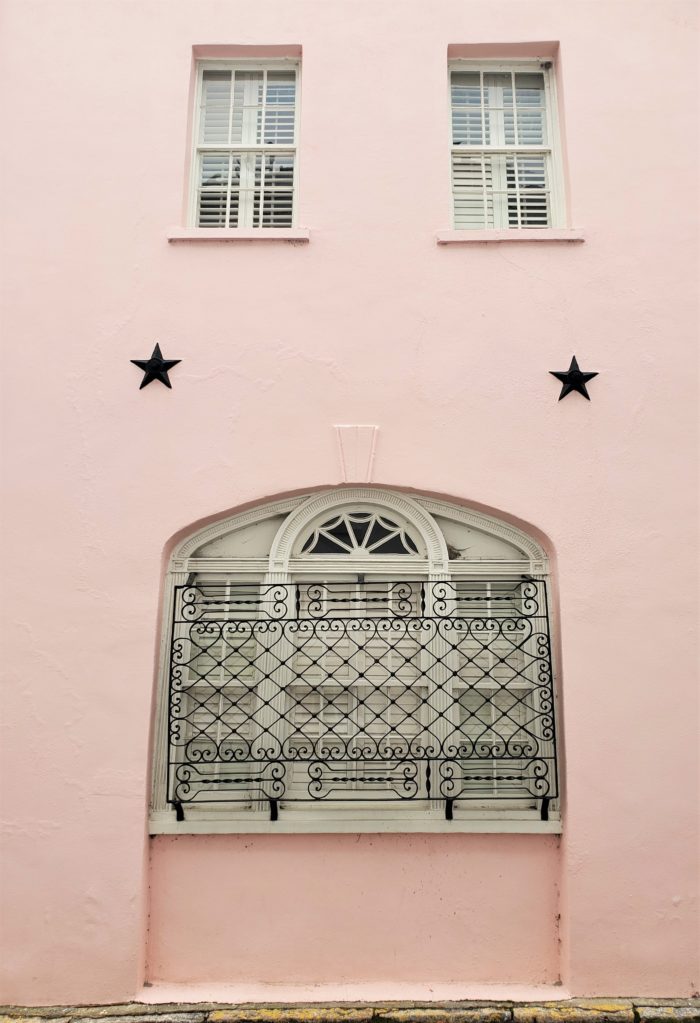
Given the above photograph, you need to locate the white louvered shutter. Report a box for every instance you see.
[450,67,556,229]
[195,66,297,228]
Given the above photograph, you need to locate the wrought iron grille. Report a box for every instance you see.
[167,579,557,820]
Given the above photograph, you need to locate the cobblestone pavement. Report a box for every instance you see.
[1,1000,699,1023]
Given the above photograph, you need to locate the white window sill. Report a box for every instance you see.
[149,814,562,835]
[436,229,585,244]
[167,227,310,243]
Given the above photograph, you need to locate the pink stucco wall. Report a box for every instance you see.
[149,836,560,986]
[1,0,698,1006]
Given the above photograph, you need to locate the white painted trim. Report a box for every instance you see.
[268,488,450,574]
[196,59,301,71]
[182,559,537,576]
[174,495,307,562]
[449,59,560,72]
[542,59,566,227]
[151,570,189,813]
[436,229,584,244]
[414,495,546,562]
[150,815,562,835]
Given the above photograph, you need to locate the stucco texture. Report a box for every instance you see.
[0,0,698,1007]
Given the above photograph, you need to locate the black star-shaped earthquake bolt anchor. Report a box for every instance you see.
[131,343,181,389]
[549,355,599,401]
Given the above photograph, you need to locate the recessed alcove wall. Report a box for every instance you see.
[147,834,560,985]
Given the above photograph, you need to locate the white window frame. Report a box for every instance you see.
[150,490,561,835]
[189,59,301,229]
[448,59,566,230]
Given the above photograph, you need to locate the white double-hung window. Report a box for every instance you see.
[192,62,299,228]
[450,61,564,229]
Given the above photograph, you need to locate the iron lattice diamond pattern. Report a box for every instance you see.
[167,580,558,814]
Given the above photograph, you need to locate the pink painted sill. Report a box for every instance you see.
[436,229,585,243]
[168,227,310,243]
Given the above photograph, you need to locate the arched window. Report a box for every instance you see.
[150,489,560,833]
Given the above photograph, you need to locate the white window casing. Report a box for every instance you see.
[150,490,561,834]
[449,60,565,230]
[191,60,300,229]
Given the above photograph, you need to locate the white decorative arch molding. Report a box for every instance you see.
[172,495,308,565]
[268,488,450,574]
[169,488,547,573]
[415,496,546,563]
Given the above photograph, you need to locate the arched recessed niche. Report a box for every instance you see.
[154,488,558,834]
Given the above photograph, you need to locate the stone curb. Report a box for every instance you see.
[377,1011,510,1023]
[1,1003,698,1023]
[637,1013,700,1023]
[511,1004,639,1023]
[211,1013,375,1023]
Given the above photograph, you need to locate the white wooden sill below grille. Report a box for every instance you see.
[168,227,310,243]
[437,229,585,244]
[149,813,562,835]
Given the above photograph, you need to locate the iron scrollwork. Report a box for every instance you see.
[167,579,558,815]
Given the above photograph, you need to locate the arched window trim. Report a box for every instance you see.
[173,495,306,566]
[268,489,449,574]
[171,489,546,571]
[152,489,559,834]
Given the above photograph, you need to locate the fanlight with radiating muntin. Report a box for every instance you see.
[300,511,419,555]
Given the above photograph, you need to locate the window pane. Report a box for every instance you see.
[451,72,484,145]
[197,153,229,227]
[515,72,546,145]
[200,71,232,144]
[452,152,494,229]
[506,155,550,227]
[264,71,296,144]
[197,153,241,228]
[231,71,264,145]
[256,153,295,227]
